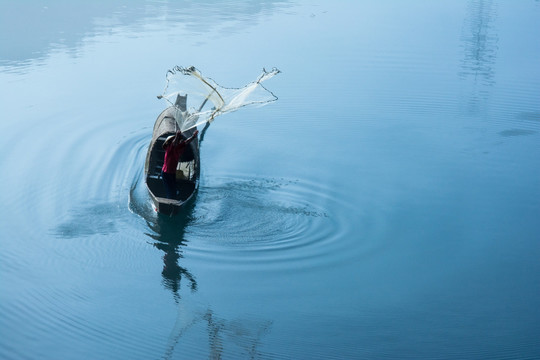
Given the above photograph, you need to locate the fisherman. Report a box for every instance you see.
[161,130,198,199]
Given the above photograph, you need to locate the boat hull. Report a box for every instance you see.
[144,106,199,215]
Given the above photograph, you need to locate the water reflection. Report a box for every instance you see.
[146,204,273,359]
[460,0,498,85]
[162,305,273,360]
[0,0,291,66]
[459,0,498,113]
[145,205,198,300]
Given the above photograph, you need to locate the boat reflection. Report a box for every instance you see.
[145,202,198,300]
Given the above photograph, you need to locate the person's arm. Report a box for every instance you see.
[185,130,199,145]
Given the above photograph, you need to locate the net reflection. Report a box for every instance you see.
[204,309,272,360]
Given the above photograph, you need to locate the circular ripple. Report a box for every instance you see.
[182,174,367,270]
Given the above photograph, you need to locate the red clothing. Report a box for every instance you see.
[162,141,186,174]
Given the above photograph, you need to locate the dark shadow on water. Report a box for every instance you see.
[498,129,537,137]
[53,201,124,238]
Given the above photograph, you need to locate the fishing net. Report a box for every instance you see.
[158,66,280,131]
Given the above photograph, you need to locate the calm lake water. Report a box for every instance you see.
[1,1,539,359]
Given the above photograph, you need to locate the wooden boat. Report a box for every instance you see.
[144,95,200,215]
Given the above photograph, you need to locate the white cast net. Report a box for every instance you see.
[158,66,280,131]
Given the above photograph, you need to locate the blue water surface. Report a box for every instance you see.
[1,1,539,359]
